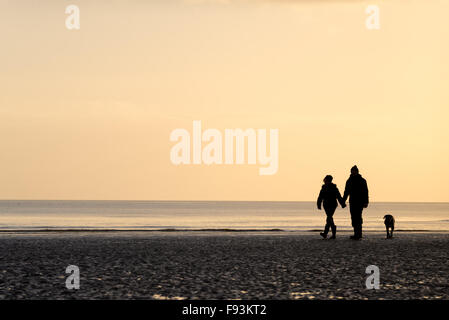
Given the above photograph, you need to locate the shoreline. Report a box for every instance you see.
[0,228,447,235]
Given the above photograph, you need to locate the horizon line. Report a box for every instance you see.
[1,199,449,204]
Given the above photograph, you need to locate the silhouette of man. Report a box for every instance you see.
[343,165,369,240]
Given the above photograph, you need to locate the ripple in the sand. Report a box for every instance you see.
[152,294,186,300]
[290,291,318,299]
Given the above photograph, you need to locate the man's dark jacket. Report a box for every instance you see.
[343,174,369,206]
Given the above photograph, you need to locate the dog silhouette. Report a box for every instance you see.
[383,214,395,239]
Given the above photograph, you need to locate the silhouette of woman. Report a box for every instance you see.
[317,175,346,239]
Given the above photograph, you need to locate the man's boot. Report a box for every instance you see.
[350,227,357,239]
[353,225,362,240]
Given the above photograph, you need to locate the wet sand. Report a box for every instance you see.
[0,232,448,299]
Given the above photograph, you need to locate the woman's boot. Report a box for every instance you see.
[329,225,337,239]
[320,225,330,239]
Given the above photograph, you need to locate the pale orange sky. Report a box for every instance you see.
[0,0,448,201]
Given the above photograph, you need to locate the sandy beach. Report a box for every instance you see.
[0,232,448,300]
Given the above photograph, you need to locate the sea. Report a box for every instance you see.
[0,200,448,232]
